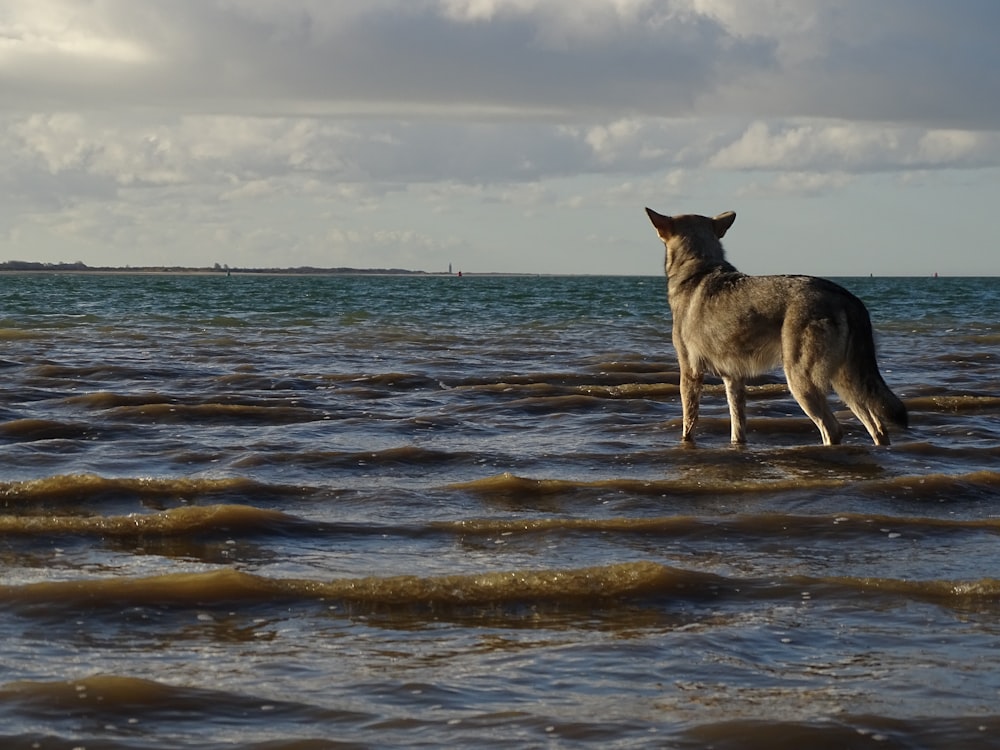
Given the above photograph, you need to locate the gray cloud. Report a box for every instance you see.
[4,1,762,118]
[3,1,999,127]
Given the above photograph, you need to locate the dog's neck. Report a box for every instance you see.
[665,240,739,290]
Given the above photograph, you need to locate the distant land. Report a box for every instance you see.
[0,260,433,275]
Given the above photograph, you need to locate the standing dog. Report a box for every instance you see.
[645,208,907,446]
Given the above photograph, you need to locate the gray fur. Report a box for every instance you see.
[646,207,908,446]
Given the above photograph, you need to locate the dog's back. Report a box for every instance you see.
[646,207,907,445]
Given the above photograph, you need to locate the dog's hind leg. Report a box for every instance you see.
[723,376,747,444]
[831,333,904,446]
[785,372,843,445]
[783,319,845,446]
[852,404,890,446]
[833,381,890,446]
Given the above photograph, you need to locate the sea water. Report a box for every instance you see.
[0,272,998,748]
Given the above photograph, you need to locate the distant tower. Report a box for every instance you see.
[449,263,453,275]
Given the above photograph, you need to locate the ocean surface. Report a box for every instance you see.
[0,272,998,749]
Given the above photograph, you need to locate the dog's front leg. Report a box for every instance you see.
[723,376,747,444]
[679,369,703,442]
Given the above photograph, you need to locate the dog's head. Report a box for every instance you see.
[645,208,736,276]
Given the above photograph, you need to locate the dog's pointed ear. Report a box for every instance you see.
[645,207,675,237]
[713,211,736,238]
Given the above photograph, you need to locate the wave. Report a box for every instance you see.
[504,393,637,414]
[0,503,295,537]
[3,561,997,616]
[682,716,1000,750]
[0,562,712,611]
[906,395,1000,413]
[103,402,325,424]
[781,573,1000,612]
[0,418,96,442]
[5,500,998,548]
[895,441,1000,460]
[29,363,184,381]
[863,470,1000,499]
[0,674,354,724]
[453,379,681,400]
[447,471,848,498]
[0,328,42,340]
[438,511,1000,540]
[63,391,174,408]
[233,445,474,469]
[39,389,334,425]
[216,373,325,393]
[447,468,1000,503]
[0,473,308,505]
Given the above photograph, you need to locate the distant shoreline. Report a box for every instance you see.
[0,269,660,279]
[0,263,644,278]
[0,262,985,278]
[0,261,440,276]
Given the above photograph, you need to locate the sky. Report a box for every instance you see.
[1,0,999,276]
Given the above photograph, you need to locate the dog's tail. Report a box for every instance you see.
[836,307,908,444]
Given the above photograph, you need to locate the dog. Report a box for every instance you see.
[645,207,907,446]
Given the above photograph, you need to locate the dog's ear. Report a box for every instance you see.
[712,211,736,238]
[645,207,675,237]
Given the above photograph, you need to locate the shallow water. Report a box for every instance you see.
[0,272,998,749]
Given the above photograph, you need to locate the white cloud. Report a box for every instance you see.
[710,120,1000,173]
[914,130,994,167]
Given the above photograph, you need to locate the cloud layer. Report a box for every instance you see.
[2,1,999,272]
[6,1,999,125]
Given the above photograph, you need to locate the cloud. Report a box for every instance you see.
[690,0,1000,129]
[6,111,996,215]
[2,1,1000,273]
[0,0,767,118]
[4,0,998,127]
[710,120,1000,173]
